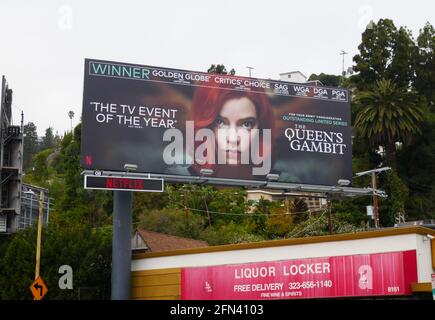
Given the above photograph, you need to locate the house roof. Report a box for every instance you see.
[135,229,208,252]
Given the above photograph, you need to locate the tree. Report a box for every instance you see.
[415,22,435,110]
[55,124,112,227]
[41,127,55,150]
[353,79,425,170]
[291,198,309,224]
[308,73,342,87]
[287,212,363,238]
[379,171,409,226]
[30,149,54,186]
[0,223,111,300]
[353,19,418,90]
[265,206,294,238]
[137,208,204,239]
[207,64,236,75]
[23,122,39,172]
[54,130,62,148]
[397,113,435,220]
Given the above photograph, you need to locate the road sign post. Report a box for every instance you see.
[35,191,43,281]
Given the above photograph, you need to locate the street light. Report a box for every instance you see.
[24,189,44,282]
[355,167,391,229]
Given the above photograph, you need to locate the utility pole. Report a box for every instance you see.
[340,50,348,76]
[371,173,380,229]
[355,167,391,229]
[246,66,254,78]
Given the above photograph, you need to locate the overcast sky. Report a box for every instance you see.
[0,0,433,136]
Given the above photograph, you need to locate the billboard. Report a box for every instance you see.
[181,250,417,300]
[81,59,352,186]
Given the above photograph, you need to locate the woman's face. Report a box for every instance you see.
[213,97,259,164]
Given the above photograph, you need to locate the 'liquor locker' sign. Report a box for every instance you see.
[181,250,417,299]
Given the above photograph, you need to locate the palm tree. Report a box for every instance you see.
[353,79,425,169]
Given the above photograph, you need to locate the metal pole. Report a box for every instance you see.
[342,55,345,75]
[111,190,132,300]
[246,66,254,78]
[340,50,347,76]
[35,191,43,281]
[372,173,379,228]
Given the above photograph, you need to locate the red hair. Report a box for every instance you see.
[190,76,275,177]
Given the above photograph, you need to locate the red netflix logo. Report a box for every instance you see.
[85,155,93,166]
[105,178,144,190]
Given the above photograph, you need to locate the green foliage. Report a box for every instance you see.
[0,223,111,300]
[351,20,435,222]
[137,208,205,239]
[23,122,40,172]
[308,73,342,87]
[207,64,236,75]
[354,79,425,146]
[353,79,425,169]
[415,22,435,110]
[132,192,169,224]
[290,198,309,225]
[208,188,249,226]
[397,113,435,219]
[332,201,369,227]
[265,211,294,238]
[287,212,363,238]
[30,149,55,185]
[379,171,409,226]
[199,222,265,245]
[41,127,56,150]
[353,19,417,90]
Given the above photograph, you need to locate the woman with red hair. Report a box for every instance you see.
[190,78,275,180]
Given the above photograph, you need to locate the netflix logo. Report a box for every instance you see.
[84,175,163,193]
[105,178,144,189]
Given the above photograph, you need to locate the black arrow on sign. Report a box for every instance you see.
[33,283,43,296]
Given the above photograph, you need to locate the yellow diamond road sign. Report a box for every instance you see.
[30,276,48,300]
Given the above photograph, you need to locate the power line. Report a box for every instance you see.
[287,209,328,238]
[180,206,320,217]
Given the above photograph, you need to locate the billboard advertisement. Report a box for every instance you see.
[181,250,417,300]
[81,59,352,186]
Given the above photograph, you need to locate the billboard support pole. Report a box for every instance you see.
[111,190,132,300]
